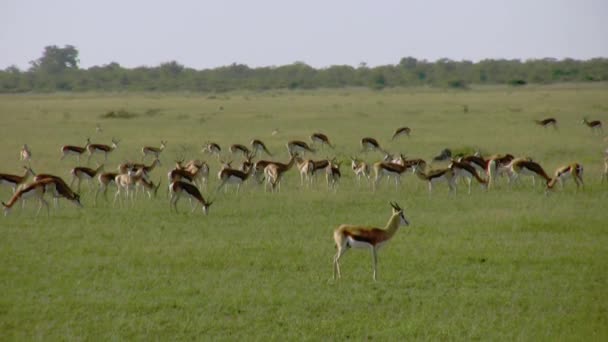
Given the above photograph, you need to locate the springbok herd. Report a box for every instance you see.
[1,116,606,279]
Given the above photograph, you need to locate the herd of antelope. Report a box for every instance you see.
[1,116,606,280]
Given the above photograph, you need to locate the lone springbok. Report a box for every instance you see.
[582,118,603,133]
[87,138,119,162]
[333,202,410,281]
[534,118,558,129]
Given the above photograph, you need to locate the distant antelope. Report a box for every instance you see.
[60,138,91,162]
[391,127,411,140]
[70,164,104,192]
[2,180,49,216]
[287,140,315,156]
[202,142,222,157]
[310,133,333,148]
[507,159,551,187]
[350,157,371,186]
[264,154,298,192]
[413,165,456,194]
[0,166,36,193]
[333,202,409,281]
[448,160,487,194]
[582,118,603,133]
[251,139,273,156]
[547,163,584,189]
[295,156,314,186]
[361,137,385,154]
[372,161,411,191]
[534,118,558,129]
[169,180,213,214]
[20,144,32,162]
[142,140,167,160]
[87,138,119,162]
[230,144,251,157]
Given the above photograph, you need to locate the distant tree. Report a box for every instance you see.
[29,45,79,74]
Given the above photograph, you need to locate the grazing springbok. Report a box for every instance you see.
[0,166,36,193]
[87,138,119,162]
[230,144,251,157]
[20,144,32,162]
[582,118,603,133]
[413,165,456,194]
[333,202,410,281]
[169,180,213,214]
[2,180,49,216]
[60,138,91,162]
[310,133,333,149]
[251,139,273,156]
[507,158,551,187]
[534,118,558,129]
[391,127,411,140]
[547,163,584,190]
[361,137,386,154]
[202,142,222,157]
[142,141,167,160]
[286,140,315,156]
[448,160,487,194]
[33,174,82,208]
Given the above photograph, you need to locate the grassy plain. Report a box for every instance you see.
[0,84,607,340]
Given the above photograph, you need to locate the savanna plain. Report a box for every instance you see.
[1,84,607,340]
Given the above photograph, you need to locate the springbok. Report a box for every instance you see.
[333,202,410,281]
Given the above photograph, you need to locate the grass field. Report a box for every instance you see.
[1,84,607,340]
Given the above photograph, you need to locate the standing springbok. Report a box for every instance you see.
[60,138,91,162]
[350,157,371,186]
[326,159,341,190]
[333,202,410,281]
[87,138,119,162]
[142,141,167,160]
[0,166,36,193]
[264,154,298,192]
[169,180,213,214]
[487,154,515,189]
[20,144,32,162]
[70,164,104,192]
[217,157,255,193]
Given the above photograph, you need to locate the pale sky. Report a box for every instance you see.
[1,0,607,70]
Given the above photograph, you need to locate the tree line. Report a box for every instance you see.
[1,45,607,93]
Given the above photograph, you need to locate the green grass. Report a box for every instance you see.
[1,84,607,340]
